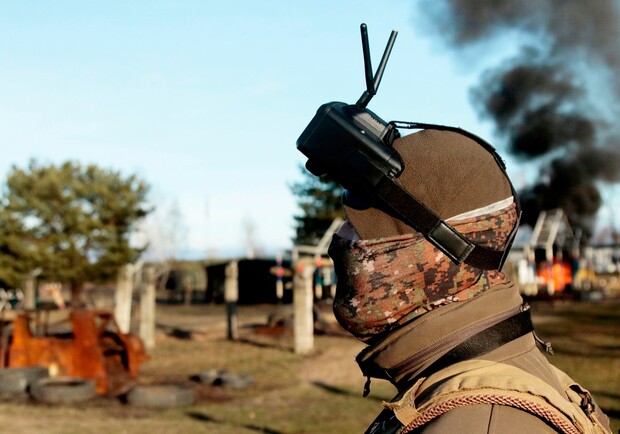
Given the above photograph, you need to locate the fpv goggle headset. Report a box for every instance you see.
[296,24,521,270]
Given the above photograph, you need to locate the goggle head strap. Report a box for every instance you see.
[371,122,522,270]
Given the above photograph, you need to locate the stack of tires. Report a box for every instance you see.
[0,367,97,404]
[0,366,49,395]
[0,367,197,408]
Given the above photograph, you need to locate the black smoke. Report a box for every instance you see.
[418,0,620,236]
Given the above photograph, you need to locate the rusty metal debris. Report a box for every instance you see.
[1,309,148,396]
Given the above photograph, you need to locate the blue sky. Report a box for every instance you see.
[0,1,534,259]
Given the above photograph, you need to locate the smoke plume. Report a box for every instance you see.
[418,0,620,236]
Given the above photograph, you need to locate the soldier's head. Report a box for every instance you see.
[328,129,520,342]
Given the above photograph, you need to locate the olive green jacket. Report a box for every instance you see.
[359,282,610,434]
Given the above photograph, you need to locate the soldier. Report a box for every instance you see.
[326,128,611,433]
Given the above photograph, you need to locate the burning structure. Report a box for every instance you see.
[417,0,620,239]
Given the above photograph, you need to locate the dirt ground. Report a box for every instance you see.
[0,302,386,433]
[0,298,618,433]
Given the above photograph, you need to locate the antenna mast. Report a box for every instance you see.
[356,23,398,109]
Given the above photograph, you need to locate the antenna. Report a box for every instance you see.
[356,23,398,109]
[360,24,374,100]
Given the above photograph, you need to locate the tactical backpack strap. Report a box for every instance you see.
[376,360,611,434]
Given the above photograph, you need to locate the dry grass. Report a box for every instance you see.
[0,299,618,433]
[530,299,620,432]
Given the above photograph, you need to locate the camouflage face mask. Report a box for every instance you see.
[328,203,518,342]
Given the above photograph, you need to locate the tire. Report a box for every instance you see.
[0,366,49,393]
[30,377,96,404]
[126,385,195,408]
[192,369,254,389]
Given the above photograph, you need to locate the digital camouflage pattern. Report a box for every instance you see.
[329,203,518,341]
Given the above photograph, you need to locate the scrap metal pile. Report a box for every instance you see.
[0,309,148,398]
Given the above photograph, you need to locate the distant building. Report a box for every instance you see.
[506,209,580,296]
[505,209,620,298]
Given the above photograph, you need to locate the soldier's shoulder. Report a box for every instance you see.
[366,404,562,434]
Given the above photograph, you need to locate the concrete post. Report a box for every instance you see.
[294,264,315,355]
[23,274,37,310]
[275,255,284,302]
[224,260,239,341]
[139,266,156,350]
[276,278,284,302]
[115,264,134,334]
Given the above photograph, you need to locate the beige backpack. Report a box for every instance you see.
[383,360,611,434]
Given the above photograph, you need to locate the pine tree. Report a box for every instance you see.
[291,165,344,246]
[0,160,151,303]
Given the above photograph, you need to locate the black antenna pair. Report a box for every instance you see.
[356,23,398,109]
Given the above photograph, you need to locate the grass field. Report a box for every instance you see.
[529,299,620,432]
[0,299,618,433]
